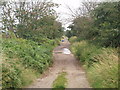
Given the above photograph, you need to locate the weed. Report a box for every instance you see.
[52,72,67,89]
[2,38,57,88]
[70,39,118,88]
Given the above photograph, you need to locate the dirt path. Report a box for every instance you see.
[28,39,90,88]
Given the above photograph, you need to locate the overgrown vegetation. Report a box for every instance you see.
[2,37,58,88]
[1,0,119,88]
[1,0,63,88]
[87,48,118,88]
[66,2,120,47]
[67,1,119,88]
[70,40,118,88]
[71,41,101,66]
[52,72,67,90]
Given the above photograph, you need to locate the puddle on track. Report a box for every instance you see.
[62,48,71,54]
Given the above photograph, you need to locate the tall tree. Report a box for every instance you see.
[1,0,63,40]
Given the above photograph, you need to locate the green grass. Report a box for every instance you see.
[52,72,67,90]
[70,38,118,88]
[87,48,118,88]
[71,40,102,68]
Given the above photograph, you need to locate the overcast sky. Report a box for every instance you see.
[0,0,82,29]
[52,0,119,30]
[52,0,83,29]
[1,0,119,30]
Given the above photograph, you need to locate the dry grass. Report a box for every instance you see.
[87,48,118,88]
[70,40,118,88]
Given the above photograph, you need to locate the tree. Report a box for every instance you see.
[1,0,63,40]
[66,0,98,39]
[67,1,120,47]
[92,2,120,47]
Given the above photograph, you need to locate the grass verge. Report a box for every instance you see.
[70,39,118,88]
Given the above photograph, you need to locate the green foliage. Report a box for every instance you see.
[87,48,118,88]
[68,2,120,47]
[52,72,67,89]
[2,1,63,40]
[17,16,63,40]
[1,1,62,88]
[2,58,22,88]
[68,1,119,88]
[67,16,93,39]
[2,57,38,88]
[70,40,118,88]
[65,30,75,38]
[71,40,102,67]
[1,0,63,89]
[69,36,77,43]
[91,2,120,47]
[93,2,119,30]
[2,38,57,88]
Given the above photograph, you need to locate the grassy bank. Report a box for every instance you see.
[70,39,118,88]
[2,38,58,88]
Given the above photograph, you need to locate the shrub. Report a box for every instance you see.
[2,38,57,88]
[69,36,77,43]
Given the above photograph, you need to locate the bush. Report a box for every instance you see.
[2,38,57,88]
[69,36,77,43]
